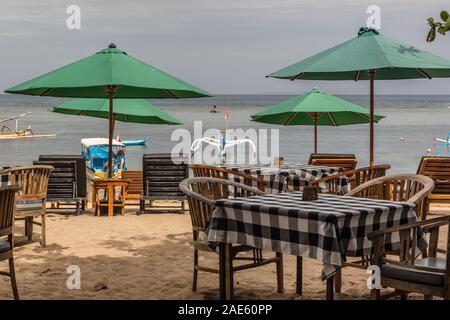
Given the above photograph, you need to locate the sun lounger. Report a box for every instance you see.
[417,156,450,204]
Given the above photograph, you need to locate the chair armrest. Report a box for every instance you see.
[367,216,450,240]
[309,169,354,186]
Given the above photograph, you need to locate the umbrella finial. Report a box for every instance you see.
[109,43,117,48]
[358,27,379,36]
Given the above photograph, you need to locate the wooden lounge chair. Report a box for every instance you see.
[37,155,87,212]
[0,186,20,300]
[417,156,450,205]
[0,166,53,247]
[121,170,143,204]
[309,164,391,195]
[190,164,269,192]
[368,215,450,300]
[33,160,85,215]
[179,177,283,297]
[308,153,357,171]
[140,153,188,213]
[329,174,435,293]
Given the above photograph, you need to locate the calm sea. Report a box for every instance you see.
[1,94,450,173]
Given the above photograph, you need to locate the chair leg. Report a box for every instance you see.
[193,249,198,292]
[276,252,284,293]
[296,256,303,295]
[334,269,342,293]
[81,200,86,212]
[9,257,19,300]
[76,201,80,216]
[139,199,145,214]
[400,292,408,300]
[371,288,380,300]
[40,214,46,247]
[25,217,33,242]
[181,200,185,211]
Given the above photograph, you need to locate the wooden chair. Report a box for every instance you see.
[140,154,188,213]
[347,174,434,220]
[190,164,269,192]
[0,166,53,247]
[330,174,435,293]
[0,186,19,299]
[121,170,143,204]
[417,156,450,205]
[308,153,357,171]
[368,215,450,300]
[94,180,129,216]
[179,177,283,296]
[309,164,391,195]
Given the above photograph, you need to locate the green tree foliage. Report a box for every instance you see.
[427,10,450,42]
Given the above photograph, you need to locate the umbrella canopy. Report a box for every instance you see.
[52,99,183,125]
[5,43,210,177]
[251,88,384,152]
[5,44,210,99]
[268,27,450,164]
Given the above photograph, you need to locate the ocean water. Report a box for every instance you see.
[1,94,450,173]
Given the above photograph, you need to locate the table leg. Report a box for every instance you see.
[296,256,303,295]
[218,242,233,300]
[219,243,226,300]
[326,276,334,300]
[108,185,114,216]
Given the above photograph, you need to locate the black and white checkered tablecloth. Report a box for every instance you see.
[207,192,427,279]
[221,163,348,194]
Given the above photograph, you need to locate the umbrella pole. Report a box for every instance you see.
[313,113,318,153]
[107,86,116,179]
[368,69,376,166]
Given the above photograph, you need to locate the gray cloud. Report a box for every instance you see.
[1,0,450,94]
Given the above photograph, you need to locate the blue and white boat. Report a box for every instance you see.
[81,138,127,178]
[121,137,149,146]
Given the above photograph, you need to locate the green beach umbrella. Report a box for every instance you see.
[268,27,450,165]
[251,88,384,153]
[52,99,183,125]
[5,43,210,177]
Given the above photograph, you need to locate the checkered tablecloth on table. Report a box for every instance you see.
[221,163,348,194]
[207,192,427,279]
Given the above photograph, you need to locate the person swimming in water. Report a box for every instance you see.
[210,105,219,113]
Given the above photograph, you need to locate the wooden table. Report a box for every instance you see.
[92,179,129,216]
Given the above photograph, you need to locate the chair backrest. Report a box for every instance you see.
[33,160,77,201]
[0,186,17,238]
[308,153,357,171]
[142,153,188,200]
[38,155,87,197]
[310,164,391,195]
[121,170,143,199]
[190,164,268,192]
[417,156,450,200]
[0,166,53,201]
[95,180,129,202]
[346,174,434,220]
[179,177,264,233]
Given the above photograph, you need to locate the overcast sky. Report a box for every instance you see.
[1,0,450,94]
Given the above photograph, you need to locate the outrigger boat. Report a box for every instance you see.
[116,132,148,146]
[81,138,127,178]
[0,112,56,140]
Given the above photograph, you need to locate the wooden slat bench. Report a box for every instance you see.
[34,160,85,215]
[308,153,357,171]
[121,170,143,204]
[140,153,188,213]
[417,156,450,204]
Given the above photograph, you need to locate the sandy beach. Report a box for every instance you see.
[0,201,447,300]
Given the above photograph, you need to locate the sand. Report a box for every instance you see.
[0,202,448,300]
